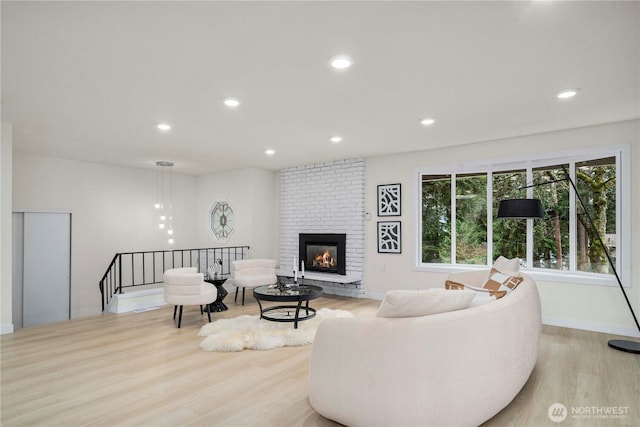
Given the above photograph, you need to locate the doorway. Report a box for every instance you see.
[12,212,71,328]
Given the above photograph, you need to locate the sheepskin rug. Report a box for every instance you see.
[198,308,354,352]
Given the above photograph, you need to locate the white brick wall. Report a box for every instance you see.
[279,158,365,295]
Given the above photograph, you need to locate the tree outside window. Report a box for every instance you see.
[421,175,451,263]
[419,154,619,280]
[456,173,487,265]
[493,170,527,263]
[532,164,570,271]
[575,157,616,274]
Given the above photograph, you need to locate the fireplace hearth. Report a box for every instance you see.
[299,233,346,275]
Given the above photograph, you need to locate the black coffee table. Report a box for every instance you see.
[253,284,323,329]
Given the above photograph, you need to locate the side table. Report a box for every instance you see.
[204,277,229,312]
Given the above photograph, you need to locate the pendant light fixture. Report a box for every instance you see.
[155,161,175,244]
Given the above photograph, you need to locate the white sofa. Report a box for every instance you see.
[308,270,541,427]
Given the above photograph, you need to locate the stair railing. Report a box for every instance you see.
[99,246,250,311]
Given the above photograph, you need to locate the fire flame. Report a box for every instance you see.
[313,250,336,268]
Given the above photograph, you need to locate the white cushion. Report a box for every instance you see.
[376,289,474,318]
[229,259,277,288]
[164,283,217,305]
[231,275,277,287]
[165,284,203,295]
[492,256,520,276]
[164,271,203,286]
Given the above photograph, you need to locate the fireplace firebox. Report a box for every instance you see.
[299,233,346,275]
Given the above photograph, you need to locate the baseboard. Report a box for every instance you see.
[543,316,640,338]
[361,292,385,301]
[1,323,15,335]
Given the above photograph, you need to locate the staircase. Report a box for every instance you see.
[104,287,165,313]
[99,246,249,312]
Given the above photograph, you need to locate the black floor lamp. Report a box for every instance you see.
[497,167,640,354]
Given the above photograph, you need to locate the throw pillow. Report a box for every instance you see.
[444,280,465,291]
[376,289,474,318]
[445,280,506,299]
[444,280,504,308]
[482,268,523,297]
[445,267,523,299]
[492,256,520,275]
[445,281,499,306]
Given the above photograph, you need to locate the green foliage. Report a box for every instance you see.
[455,175,487,264]
[493,171,527,261]
[531,168,570,270]
[576,161,616,273]
[422,179,451,263]
[421,157,616,275]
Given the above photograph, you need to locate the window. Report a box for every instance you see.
[574,157,617,274]
[418,147,629,286]
[421,174,451,263]
[493,169,527,261]
[531,164,570,271]
[456,173,487,265]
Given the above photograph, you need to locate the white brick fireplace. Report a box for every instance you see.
[279,158,365,296]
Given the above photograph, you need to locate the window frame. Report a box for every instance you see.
[414,145,631,288]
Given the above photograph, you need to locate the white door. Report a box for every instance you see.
[11,213,24,329]
[22,212,71,327]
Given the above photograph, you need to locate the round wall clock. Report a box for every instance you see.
[209,200,235,241]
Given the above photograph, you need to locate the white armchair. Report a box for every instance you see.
[228,259,277,305]
[163,267,217,328]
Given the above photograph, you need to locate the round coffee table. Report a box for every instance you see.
[253,284,323,329]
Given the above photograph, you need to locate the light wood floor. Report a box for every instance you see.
[2,295,639,427]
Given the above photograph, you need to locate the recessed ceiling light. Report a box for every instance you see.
[265,149,275,156]
[156,123,171,131]
[224,98,240,107]
[330,136,343,143]
[557,89,578,99]
[330,55,352,70]
[420,118,435,126]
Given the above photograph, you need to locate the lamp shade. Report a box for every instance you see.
[497,199,543,219]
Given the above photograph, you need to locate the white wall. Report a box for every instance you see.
[5,120,638,338]
[7,152,279,324]
[1,124,13,333]
[7,156,279,323]
[195,168,279,261]
[279,159,365,276]
[364,119,640,337]
[12,153,200,318]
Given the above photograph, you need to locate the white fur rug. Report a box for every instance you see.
[198,308,354,352]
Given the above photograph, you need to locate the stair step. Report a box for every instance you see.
[106,287,166,314]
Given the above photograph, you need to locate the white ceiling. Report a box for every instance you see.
[2,1,639,176]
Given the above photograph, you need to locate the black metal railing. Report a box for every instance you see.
[99,246,250,312]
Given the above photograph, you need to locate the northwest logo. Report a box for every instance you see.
[548,403,568,423]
